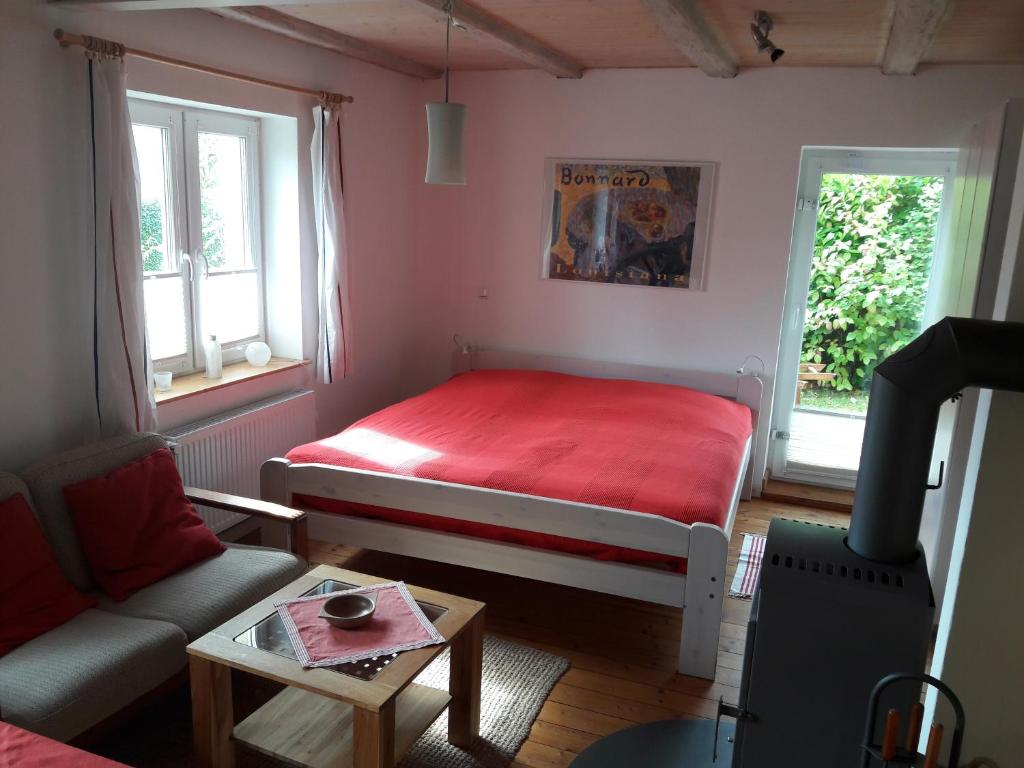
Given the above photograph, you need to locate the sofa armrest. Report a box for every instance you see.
[184,487,308,561]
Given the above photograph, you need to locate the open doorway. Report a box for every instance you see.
[770,149,956,489]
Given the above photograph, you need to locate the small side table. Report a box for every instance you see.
[187,564,485,768]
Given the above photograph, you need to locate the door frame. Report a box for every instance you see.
[769,147,958,488]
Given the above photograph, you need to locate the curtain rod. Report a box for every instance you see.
[53,29,353,105]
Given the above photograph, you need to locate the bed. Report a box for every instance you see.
[261,346,761,680]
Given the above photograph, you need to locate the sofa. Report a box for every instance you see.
[0,432,309,742]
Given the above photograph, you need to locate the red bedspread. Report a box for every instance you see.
[287,369,753,572]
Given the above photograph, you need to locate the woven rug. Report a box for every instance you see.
[401,635,568,768]
[729,532,766,599]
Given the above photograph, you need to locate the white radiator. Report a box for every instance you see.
[164,389,316,532]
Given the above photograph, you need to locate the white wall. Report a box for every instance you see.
[918,103,1023,611]
[411,67,1024,488]
[0,0,424,469]
[7,1,1023,482]
[0,1,96,469]
[928,127,1024,764]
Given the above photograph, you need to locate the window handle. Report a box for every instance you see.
[195,251,209,279]
[181,252,194,283]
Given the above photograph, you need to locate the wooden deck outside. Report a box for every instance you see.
[310,498,851,768]
[787,408,866,473]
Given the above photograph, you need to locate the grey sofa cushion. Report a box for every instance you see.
[0,609,186,741]
[21,432,169,592]
[96,543,306,640]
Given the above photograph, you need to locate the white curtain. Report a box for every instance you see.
[89,56,157,435]
[311,103,352,383]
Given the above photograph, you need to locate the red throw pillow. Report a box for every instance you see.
[62,448,226,601]
[0,494,96,656]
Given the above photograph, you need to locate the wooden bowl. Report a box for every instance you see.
[319,594,376,629]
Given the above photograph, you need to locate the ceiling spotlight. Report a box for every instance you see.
[751,10,784,63]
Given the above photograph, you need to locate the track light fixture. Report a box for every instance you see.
[751,10,785,63]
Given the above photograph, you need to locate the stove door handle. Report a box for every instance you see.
[716,699,754,762]
[927,460,945,490]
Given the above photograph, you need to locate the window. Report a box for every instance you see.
[131,100,264,374]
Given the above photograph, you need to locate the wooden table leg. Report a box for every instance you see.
[189,655,235,768]
[448,609,484,747]
[353,700,396,768]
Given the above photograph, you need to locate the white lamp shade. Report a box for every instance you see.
[425,102,466,185]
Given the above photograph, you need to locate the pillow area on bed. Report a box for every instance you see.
[62,448,225,601]
[0,493,96,656]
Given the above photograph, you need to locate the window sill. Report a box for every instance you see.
[154,358,308,405]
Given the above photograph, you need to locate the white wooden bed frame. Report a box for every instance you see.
[260,346,762,680]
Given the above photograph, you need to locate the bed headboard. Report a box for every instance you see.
[452,343,763,419]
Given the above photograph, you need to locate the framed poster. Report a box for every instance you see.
[541,159,715,290]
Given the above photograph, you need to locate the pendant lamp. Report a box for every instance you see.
[425,1,466,185]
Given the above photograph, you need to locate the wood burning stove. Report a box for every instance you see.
[728,518,933,764]
[728,317,1024,766]
[572,318,1024,767]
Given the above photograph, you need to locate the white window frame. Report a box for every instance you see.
[768,148,957,489]
[130,99,266,374]
[131,101,193,374]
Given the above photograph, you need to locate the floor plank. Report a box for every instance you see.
[309,497,848,763]
[761,478,854,512]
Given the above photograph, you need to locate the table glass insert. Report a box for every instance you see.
[233,579,448,681]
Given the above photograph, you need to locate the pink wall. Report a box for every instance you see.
[7,0,1024,486]
[412,66,1024,487]
[1,0,425,468]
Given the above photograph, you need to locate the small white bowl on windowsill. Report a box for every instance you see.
[245,341,272,367]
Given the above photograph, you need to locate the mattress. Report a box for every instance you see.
[287,369,754,572]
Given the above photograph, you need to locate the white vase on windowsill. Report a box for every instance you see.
[204,335,223,379]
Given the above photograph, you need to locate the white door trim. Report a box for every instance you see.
[769,147,958,487]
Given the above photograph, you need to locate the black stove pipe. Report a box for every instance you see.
[849,317,1024,564]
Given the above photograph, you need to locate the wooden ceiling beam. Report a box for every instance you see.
[407,0,583,79]
[643,0,736,78]
[881,0,953,75]
[54,0,583,79]
[210,6,441,79]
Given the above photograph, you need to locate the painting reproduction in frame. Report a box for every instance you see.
[541,159,715,290]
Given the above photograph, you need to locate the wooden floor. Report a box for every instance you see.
[309,498,850,768]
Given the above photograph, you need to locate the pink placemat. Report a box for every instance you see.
[276,581,445,668]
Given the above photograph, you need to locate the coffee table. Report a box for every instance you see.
[186,564,485,768]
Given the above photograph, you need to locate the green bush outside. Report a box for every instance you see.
[801,173,943,393]
[140,199,165,272]
[139,140,228,274]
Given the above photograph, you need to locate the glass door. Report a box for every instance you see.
[769,149,956,488]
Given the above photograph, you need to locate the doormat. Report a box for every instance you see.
[400,635,569,768]
[729,533,767,599]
